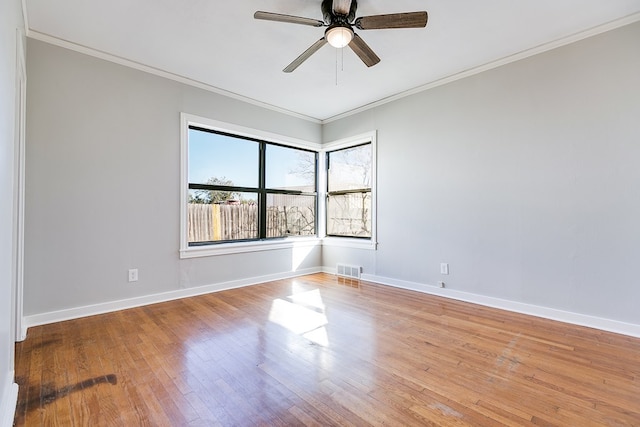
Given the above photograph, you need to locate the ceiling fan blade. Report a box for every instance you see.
[332,0,353,16]
[254,11,324,27]
[355,11,428,30]
[348,33,380,67]
[283,38,328,73]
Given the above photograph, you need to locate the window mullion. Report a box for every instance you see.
[189,183,259,193]
[259,142,267,239]
[327,188,371,196]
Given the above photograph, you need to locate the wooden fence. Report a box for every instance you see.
[188,203,315,242]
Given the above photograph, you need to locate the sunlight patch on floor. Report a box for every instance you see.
[288,288,325,311]
[269,289,330,346]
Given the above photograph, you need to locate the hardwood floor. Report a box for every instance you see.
[14,273,640,426]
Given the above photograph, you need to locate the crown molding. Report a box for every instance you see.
[20,0,28,32]
[26,30,322,124]
[322,12,640,124]
[22,11,640,125]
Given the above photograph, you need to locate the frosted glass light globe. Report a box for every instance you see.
[326,26,354,48]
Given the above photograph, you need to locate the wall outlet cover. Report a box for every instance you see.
[440,263,449,275]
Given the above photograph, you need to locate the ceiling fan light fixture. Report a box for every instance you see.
[255,3,428,72]
[326,25,354,48]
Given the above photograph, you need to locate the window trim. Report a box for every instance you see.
[320,131,377,250]
[180,113,322,258]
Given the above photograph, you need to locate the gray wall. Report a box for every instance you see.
[0,0,23,417]
[24,21,640,328]
[323,22,640,325]
[24,39,322,316]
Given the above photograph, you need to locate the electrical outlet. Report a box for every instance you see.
[440,263,449,275]
[128,269,138,282]
[438,281,445,288]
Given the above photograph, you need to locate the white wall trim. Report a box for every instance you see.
[20,0,28,32]
[22,267,640,338]
[181,113,322,151]
[25,31,321,124]
[322,12,640,124]
[0,378,18,427]
[321,131,376,151]
[321,237,376,250]
[361,274,640,339]
[181,238,321,259]
[12,28,26,342]
[23,267,322,329]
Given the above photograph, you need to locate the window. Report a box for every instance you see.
[325,134,375,244]
[181,115,319,256]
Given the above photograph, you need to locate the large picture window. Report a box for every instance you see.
[326,142,373,238]
[185,123,317,248]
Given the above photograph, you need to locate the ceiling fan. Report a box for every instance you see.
[255,0,428,73]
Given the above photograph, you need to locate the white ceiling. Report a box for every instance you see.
[25,0,640,122]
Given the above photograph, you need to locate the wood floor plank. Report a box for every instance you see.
[14,273,640,426]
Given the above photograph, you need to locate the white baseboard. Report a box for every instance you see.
[0,376,18,427]
[18,325,27,342]
[24,267,322,329]
[23,267,640,339]
[361,273,640,339]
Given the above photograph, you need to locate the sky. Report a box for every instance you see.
[188,128,315,190]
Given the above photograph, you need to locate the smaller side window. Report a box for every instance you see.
[326,142,372,238]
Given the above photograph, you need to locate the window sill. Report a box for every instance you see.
[179,235,378,258]
[321,237,377,250]
[180,236,321,259]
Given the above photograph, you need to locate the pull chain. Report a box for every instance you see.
[335,47,345,86]
[335,48,339,86]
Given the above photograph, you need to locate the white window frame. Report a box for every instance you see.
[320,131,377,251]
[179,113,322,258]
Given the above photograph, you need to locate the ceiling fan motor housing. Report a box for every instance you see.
[322,0,357,24]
